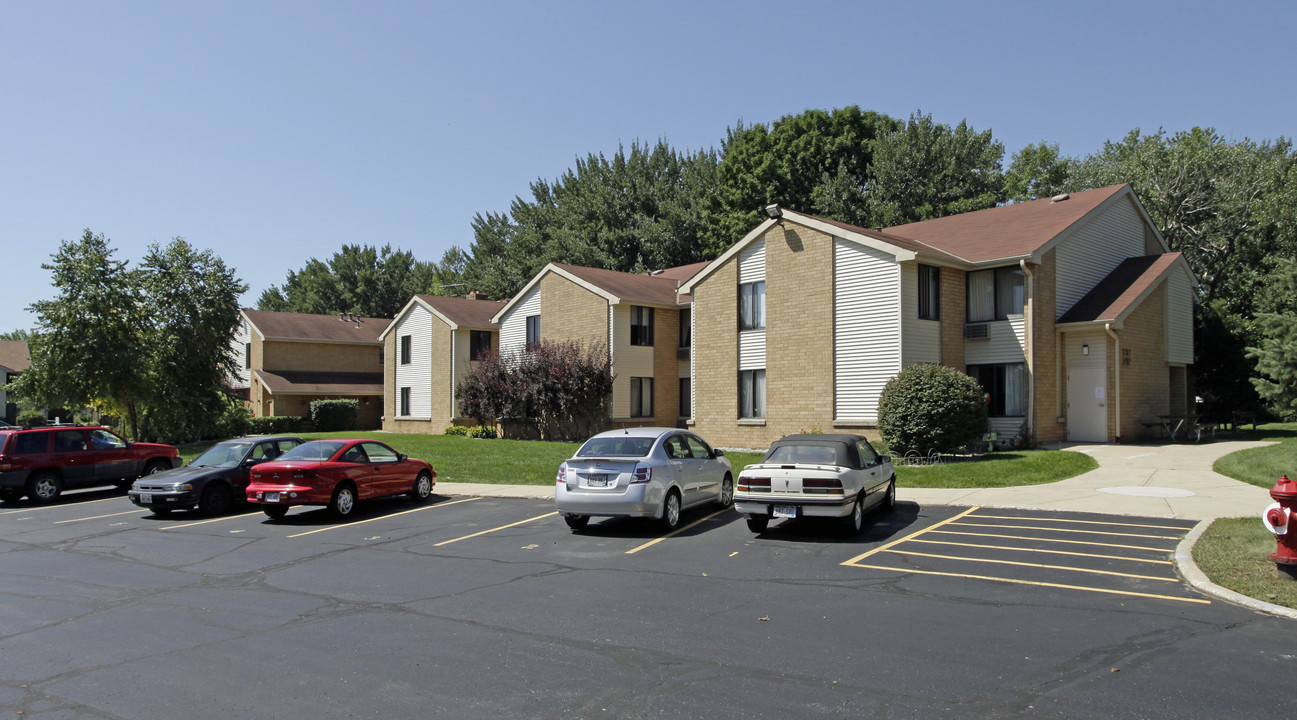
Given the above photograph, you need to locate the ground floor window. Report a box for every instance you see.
[631,377,653,418]
[739,369,766,419]
[966,363,1026,417]
[400,387,411,416]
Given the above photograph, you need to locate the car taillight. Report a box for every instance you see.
[292,470,317,479]
[556,462,567,484]
[631,462,652,484]
[802,478,844,494]
[737,476,769,491]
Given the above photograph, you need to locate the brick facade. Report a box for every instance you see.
[1114,283,1170,441]
[1029,251,1064,444]
[541,274,609,347]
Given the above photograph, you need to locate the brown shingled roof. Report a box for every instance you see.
[1057,253,1185,325]
[253,370,383,395]
[552,263,689,305]
[413,295,505,329]
[243,310,391,343]
[0,340,30,372]
[884,184,1131,263]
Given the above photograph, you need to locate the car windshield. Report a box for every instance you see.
[576,436,655,458]
[764,444,841,465]
[190,442,254,468]
[277,441,346,462]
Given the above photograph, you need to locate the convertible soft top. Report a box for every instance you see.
[761,434,871,470]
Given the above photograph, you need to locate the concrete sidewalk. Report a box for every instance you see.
[437,439,1277,520]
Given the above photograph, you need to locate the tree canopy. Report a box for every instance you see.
[258,244,441,318]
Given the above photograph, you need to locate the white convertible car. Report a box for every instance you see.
[735,433,896,535]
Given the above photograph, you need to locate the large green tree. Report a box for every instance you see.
[15,231,246,440]
[1248,257,1297,420]
[1005,142,1071,202]
[258,244,439,318]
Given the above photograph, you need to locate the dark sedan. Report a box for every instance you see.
[128,436,304,516]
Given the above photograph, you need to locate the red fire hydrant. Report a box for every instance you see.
[1263,474,1297,581]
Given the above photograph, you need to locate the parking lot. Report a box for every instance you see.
[2,489,1295,718]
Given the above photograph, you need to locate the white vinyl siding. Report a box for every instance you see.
[900,263,941,365]
[738,238,766,373]
[1166,270,1194,364]
[1055,196,1147,320]
[230,317,252,388]
[738,240,765,283]
[612,304,655,419]
[965,317,1027,365]
[499,286,540,354]
[393,307,433,418]
[834,238,901,424]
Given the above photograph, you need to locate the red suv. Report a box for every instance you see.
[0,426,181,503]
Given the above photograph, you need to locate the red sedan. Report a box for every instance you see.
[246,439,435,520]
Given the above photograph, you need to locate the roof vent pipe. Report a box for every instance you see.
[1050,193,1070,203]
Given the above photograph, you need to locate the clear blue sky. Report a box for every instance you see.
[4,0,1293,333]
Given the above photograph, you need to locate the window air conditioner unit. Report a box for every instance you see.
[964,323,989,340]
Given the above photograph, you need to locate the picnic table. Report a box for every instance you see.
[1142,415,1217,442]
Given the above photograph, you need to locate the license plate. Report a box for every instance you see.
[586,475,608,488]
[266,492,281,502]
[773,505,797,518]
[139,493,152,504]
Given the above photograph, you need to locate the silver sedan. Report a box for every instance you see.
[556,427,733,531]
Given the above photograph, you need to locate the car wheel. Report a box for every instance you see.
[746,515,769,533]
[150,508,173,517]
[881,476,896,513]
[409,471,433,502]
[842,494,865,536]
[263,505,289,520]
[143,460,170,476]
[563,514,590,530]
[713,474,734,509]
[26,472,62,504]
[330,483,357,519]
[199,484,232,516]
[660,490,682,531]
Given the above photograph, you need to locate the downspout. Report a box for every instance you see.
[1105,323,1120,443]
[1020,260,1035,437]
[450,332,457,426]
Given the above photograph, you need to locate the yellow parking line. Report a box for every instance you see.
[971,514,1193,532]
[288,497,480,538]
[849,564,1210,604]
[930,529,1172,554]
[949,521,1183,541]
[884,549,1178,582]
[625,508,732,555]
[53,509,142,524]
[908,538,1173,565]
[0,496,119,515]
[841,506,980,566]
[433,511,557,546]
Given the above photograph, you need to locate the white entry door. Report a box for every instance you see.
[1067,368,1108,442]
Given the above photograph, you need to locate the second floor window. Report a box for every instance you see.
[740,281,766,330]
[630,306,654,346]
[470,330,491,360]
[244,343,251,369]
[400,335,412,364]
[679,307,691,348]
[525,315,540,348]
[967,267,1024,322]
[918,265,941,320]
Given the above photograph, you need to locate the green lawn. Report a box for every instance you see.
[1213,423,1297,488]
[178,433,1095,489]
[1193,517,1297,610]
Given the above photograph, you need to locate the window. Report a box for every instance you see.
[400,335,412,364]
[966,363,1027,417]
[679,307,691,348]
[630,377,653,418]
[918,265,941,320]
[967,267,1024,322]
[379,348,384,366]
[740,282,766,330]
[470,330,491,361]
[244,342,251,369]
[525,315,540,348]
[361,442,399,463]
[630,306,654,346]
[400,387,411,416]
[739,369,766,419]
[679,377,690,417]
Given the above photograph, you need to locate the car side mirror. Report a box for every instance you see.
[398,453,408,461]
[879,455,891,464]
[713,449,725,458]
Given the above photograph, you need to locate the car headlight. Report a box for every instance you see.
[165,483,193,492]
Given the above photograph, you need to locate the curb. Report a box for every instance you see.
[1175,519,1297,621]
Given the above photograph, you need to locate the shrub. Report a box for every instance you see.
[249,416,304,434]
[467,425,498,439]
[878,364,988,455]
[310,399,358,432]
[214,402,252,439]
[443,425,469,436]
[16,410,46,427]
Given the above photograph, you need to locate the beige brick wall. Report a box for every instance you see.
[652,308,682,425]
[382,332,397,430]
[1117,283,1170,440]
[939,266,966,370]
[428,320,454,428]
[261,340,381,373]
[541,274,609,347]
[1030,251,1064,444]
